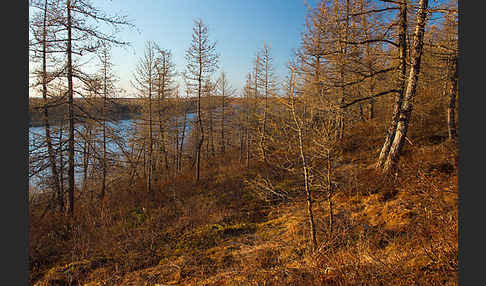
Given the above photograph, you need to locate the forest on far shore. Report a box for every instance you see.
[30,97,145,127]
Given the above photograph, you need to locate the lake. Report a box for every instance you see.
[29,113,196,191]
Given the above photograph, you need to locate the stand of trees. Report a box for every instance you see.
[29,0,457,255]
[29,0,133,216]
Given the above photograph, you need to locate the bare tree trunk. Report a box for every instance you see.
[41,0,63,213]
[327,149,334,236]
[376,0,408,169]
[157,72,170,183]
[185,20,218,181]
[383,0,429,173]
[361,0,375,121]
[239,123,244,163]
[157,77,164,182]
[58,120,65,211]
[221,86,225,154]
[158,114,169,182]
[447,57,458,141]
[195,23,205,182]
[66,0,75,216]
[179,105,188,172]
[246,95,251,169]
[174,125,179,179]
[196,76,203,181]
[164,121,169,182]
[205,128,210,161]
[260,51,269,162]
[359,103,365,121]
[101,60,107,200]
[82,124,91,195]
[142,137,147,183]
[367,58,375,120]
[368,98,374,120]
[337,0,350,140]
[289,66,317,252]
[208,86,215,158]
[148,73,153,193]
[174,96,180,177]
[253,55,261,162]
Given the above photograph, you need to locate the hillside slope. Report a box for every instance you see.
[30,117,458,286]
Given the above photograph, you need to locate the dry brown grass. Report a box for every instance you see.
[30,101,458,285]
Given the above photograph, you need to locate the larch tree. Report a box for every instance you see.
[382,0,429,173]
[29,0,66,213]
[154,47,177,182]
[376,0,409,170]
[131,41,158,193]
[177,87,192,173]
[444,26,458,142]
[427,1,458,141]
[184,19,219,182]
[203,78,217,159]
[97,43,117,201]
[243,73,253,169]
[216,71,236,154]
[79,80,97,198]
[62,0,132,216]
[285,62,318,251]
[358,0,384,120]
[333,0,352,140]
[258,44,277,163]
[172,85,180,177]
[297,0,329,101]
[251,52,264,162]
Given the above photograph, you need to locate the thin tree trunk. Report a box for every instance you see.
[337,0,350,140]
[359,104,365,121]
[209,87,215,158]
[367,60,375,120]
[195,23,205,182]
[289,66,317,252]
[157,71,170,182]
[101,60,107,200]
[148,69,153,193]
[205,129,210,161]
[376,0,408,169]
[174,96,180,177]
[41,0,63,213]
[362,0,375,121]
[447,57,458,141]
[82,124,91,195]
[239,122,244,163]
[260,54,268,162]
[221,87,225,154]
[246,90,251,169]
[164,121,169,182]
[327,149,334,236]
[383,0,429,173]
[196,76,203,181]
[58,120,65,211]
[179,105,188,172]
[174,127,178,179]
[368,98,374,120]
[159,111,169,182]
[66,0,75,216]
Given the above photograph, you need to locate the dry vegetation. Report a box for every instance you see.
[30,104,458,285]
[29,0,458,285]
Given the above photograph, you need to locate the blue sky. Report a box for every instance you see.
[85,0,320,97]
[29,0,453,98]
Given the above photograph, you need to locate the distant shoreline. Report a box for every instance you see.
[29,113,140,128]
